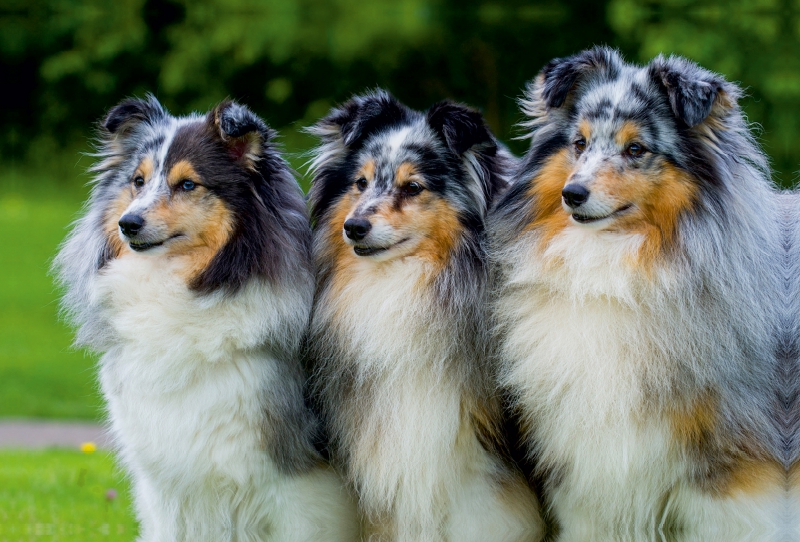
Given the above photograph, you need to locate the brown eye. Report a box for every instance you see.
[574,138,587,154]
[133,176,145,188]
[402,181,423,196]
[626,143,645,157]
[356,178,368,191]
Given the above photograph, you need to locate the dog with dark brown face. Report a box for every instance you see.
[490,48,787,541]
[54,95,358,542]
[306,90,542,541]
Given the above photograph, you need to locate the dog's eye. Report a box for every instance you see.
[133,176,145,188]
[574,139,587,154]
[180,180,196,191]
[356,178,368,191]
[402,182,423,196]
[626,143,645,157]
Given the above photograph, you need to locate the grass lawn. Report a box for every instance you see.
[0,176,102,421]
[0,449,137,541]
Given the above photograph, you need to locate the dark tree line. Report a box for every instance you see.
[3,0,800,186]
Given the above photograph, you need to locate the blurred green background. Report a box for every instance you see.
[2,0,800,423]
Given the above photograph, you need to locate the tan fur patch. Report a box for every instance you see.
[790,461,800,491]
[721,460,785,497]
[148,191,234,283]
[524,149,572,246]
[325,190,363,296]
[669,392,718,451]
[404,194,463,270]
[615,121,640,147]
[466,394,503,459]
[612,162,698,269]
[361,512,395,541]
[578,120,591,141]
[135,156,154,183]
[395,162,418,185]
[358,159,376,181]
[167,160,199,187]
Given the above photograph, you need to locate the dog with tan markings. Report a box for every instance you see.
[490,48,788,541]
[54,96,358,542]
[305,90,542,542]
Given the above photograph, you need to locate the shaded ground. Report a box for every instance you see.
[0,420,110,449]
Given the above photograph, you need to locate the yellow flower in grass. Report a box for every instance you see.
[81,441,97,454]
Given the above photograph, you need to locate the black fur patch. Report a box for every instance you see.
[540,46,622,109]
[649,57,725,128]
[102,94,166,135]
[324,90,411,149]
[426,100,495,156]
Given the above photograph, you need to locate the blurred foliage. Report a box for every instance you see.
[0,0,612,179]
[609,0,800,185]
[3,0,800,185]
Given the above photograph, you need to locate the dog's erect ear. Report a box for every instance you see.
[210,101,273,167]
[103,94,166,135]
[537,46,623,109]
[426,101,495,156]
[313,90,409,148]
[648,56,736,128]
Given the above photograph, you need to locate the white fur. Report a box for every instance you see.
[316,257,542,542]
[496,219,785,541]
[95,255,358,542]
[499,228,681,540]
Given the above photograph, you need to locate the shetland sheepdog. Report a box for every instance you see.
[305,90,543,541]
[54,96,357,541]
[490,48,787,540]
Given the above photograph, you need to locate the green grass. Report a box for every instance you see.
[0,449,138,541]
[0,176,102,420]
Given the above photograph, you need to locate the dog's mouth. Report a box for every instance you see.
[353,238,410,257]
[571,204,633,224]
[129,240,164,252]
[128,234,183,252]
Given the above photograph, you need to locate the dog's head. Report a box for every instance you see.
[504,47,742,261]
[95,96,308,292]
[308,90,504,269]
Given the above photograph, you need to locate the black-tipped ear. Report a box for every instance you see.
[315,90,410,148]
[103,94,166,135]
[539,46,622,109]
[426,101,494,156]
[210,101,272,165]
[649,56,733,128]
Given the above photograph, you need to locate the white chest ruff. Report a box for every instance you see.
[321,259,539,540]
[94,256,356,542]
[499,231,685,529]
[327,261,477,504]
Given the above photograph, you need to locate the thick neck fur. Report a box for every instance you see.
[309,229,495,522]
[95,255,309,385]
[94,253,318,475]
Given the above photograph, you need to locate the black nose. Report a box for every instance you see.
[562,184,590,208]
[343,218,372,241]
[119,214,145,237]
